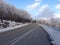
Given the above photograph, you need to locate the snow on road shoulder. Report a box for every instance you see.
[40,24,60,45]
[0,23,30,33]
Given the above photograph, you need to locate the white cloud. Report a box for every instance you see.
[39,4,48,12]
[55,4,60,9]
[35,0,39,2]
[27,2,40,10]
[26,0,42,10]
[54,13,60,18]
[37,4,54,18]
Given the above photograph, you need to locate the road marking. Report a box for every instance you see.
[4,25,39,45]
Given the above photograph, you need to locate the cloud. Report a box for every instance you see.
[35,0,40,2]
[55,4,60,9]
[37,4,54,18]
[27,2,40,10]
[54,13,60,18]
[26,0,42,10]
[39,4,48,12]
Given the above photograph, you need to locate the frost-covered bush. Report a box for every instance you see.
[0,0,32,22]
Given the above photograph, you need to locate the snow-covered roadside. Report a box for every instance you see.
[40,24,60,45]
[46,25,60,31]
[0,23,30,32]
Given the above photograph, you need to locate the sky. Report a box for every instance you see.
[5,0,60,18]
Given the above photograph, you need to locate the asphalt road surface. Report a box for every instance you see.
[0,23,51,45]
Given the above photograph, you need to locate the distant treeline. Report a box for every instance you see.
[0,0,32,22]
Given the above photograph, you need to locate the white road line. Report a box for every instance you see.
[4,25,39,45]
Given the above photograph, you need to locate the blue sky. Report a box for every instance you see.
[5,0,60,18]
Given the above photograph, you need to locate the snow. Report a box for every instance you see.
[0,23,30,32]
[40,24,60,45]
[0,19,30,32]
[7,21,16,27]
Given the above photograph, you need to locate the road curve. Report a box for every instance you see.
[0,23,51,45]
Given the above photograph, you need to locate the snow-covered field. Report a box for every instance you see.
[40,24,60,45]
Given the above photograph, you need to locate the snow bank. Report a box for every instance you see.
[0,23,30,32]
[0,20,24,28]
[40,24,60,45]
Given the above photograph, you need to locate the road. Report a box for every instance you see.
[0,23,51,45]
